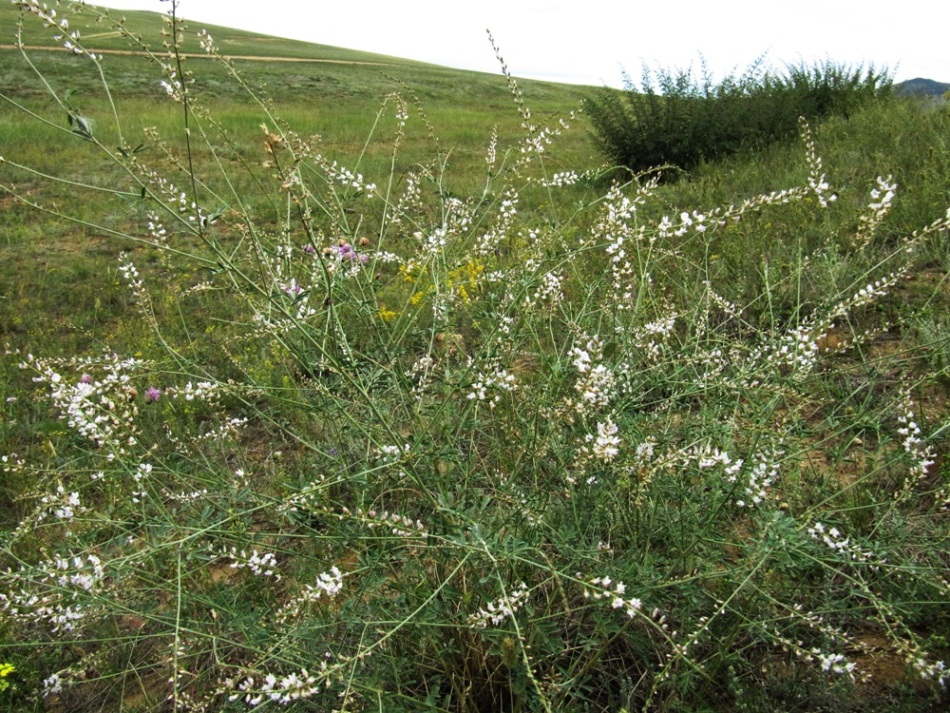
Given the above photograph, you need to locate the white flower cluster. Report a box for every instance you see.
[196,416,249,443]
[131,462,151,504]
[229,669,321,706]
[275,567,347,625]
[145,210,169,250]
[630,312,678,361]
[697,447,736,470]
[767,323,821,378]
[800,118,836,208]
[813,650,857,677]
[168,380,223,404]
[343,507,428,539]
[896,391,936,481]
[15,0,100,60]
[196,28,216,54]
[223,548,281,580]
[520,125,558,156]
[42,672,64,696]
[376,443,412,463]
[538,171,579,188]
[469,581,529,628]
[389,172,421,226]
[473,191,518,256]
[49,554,105,592]
[524,269,564,310]
[675,210,712,236]
[162,488,209,503]
[466,362,518,408]
[583,576,642,619]
[732,447,783,508]
[308,566,344,599]
[37,485,83,523]
[159,67,184,102]
[829,271,902,320]
[807,522,879,565]
[594,183,656,310]
[406,355,437,397]
[568,336,615,413]
[0,553,106,634]
[24,353,142,453]
[912,656,949,687]
[0,453,24,473]
[691,443,782,508]
[319,159,376,193]
[634,438,657,466]
[584,417,621,464]
[854,175,897,248]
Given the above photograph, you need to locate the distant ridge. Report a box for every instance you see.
[895,77,950,97]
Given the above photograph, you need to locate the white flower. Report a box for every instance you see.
[589,417,621,462]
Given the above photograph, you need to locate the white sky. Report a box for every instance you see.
[84,0,948,87]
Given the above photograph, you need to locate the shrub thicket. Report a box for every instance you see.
[584,60,892,179]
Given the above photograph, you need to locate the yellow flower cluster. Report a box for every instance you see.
[405,260,486,307]
[0,662,14,693]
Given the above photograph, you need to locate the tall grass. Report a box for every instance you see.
[1,2,949,712]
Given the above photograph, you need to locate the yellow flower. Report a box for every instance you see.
[0,663,15,693]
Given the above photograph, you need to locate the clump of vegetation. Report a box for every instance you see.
[1,2,949,712]
[584,58,892,179]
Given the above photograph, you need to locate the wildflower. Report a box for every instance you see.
[813,650,857,677]
[584,576,642,618]
[0,662,15,693]
[145,386,161,402]
[897,390,936,480]
[225,548,281,580]
[231,668,321,706]
[42,673,63,696]
[913,657,949,686]
[466,363,518,407]
[469,582,529,628]
[586,417,621,462]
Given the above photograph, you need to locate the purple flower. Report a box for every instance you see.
[302,244,316,254]
[145,387,161,402]
[335,243,366,262]
[80,373,94,384]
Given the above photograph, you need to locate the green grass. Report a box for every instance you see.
[1,2,949,712]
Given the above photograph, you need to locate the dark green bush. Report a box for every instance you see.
[585,59,892,179]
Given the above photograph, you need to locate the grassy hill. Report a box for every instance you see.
[0,1,593,101]
[1,3,950,712]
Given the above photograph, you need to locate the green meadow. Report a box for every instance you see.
[1,1,949,711]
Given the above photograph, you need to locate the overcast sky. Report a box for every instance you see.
[85,0,949,87]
